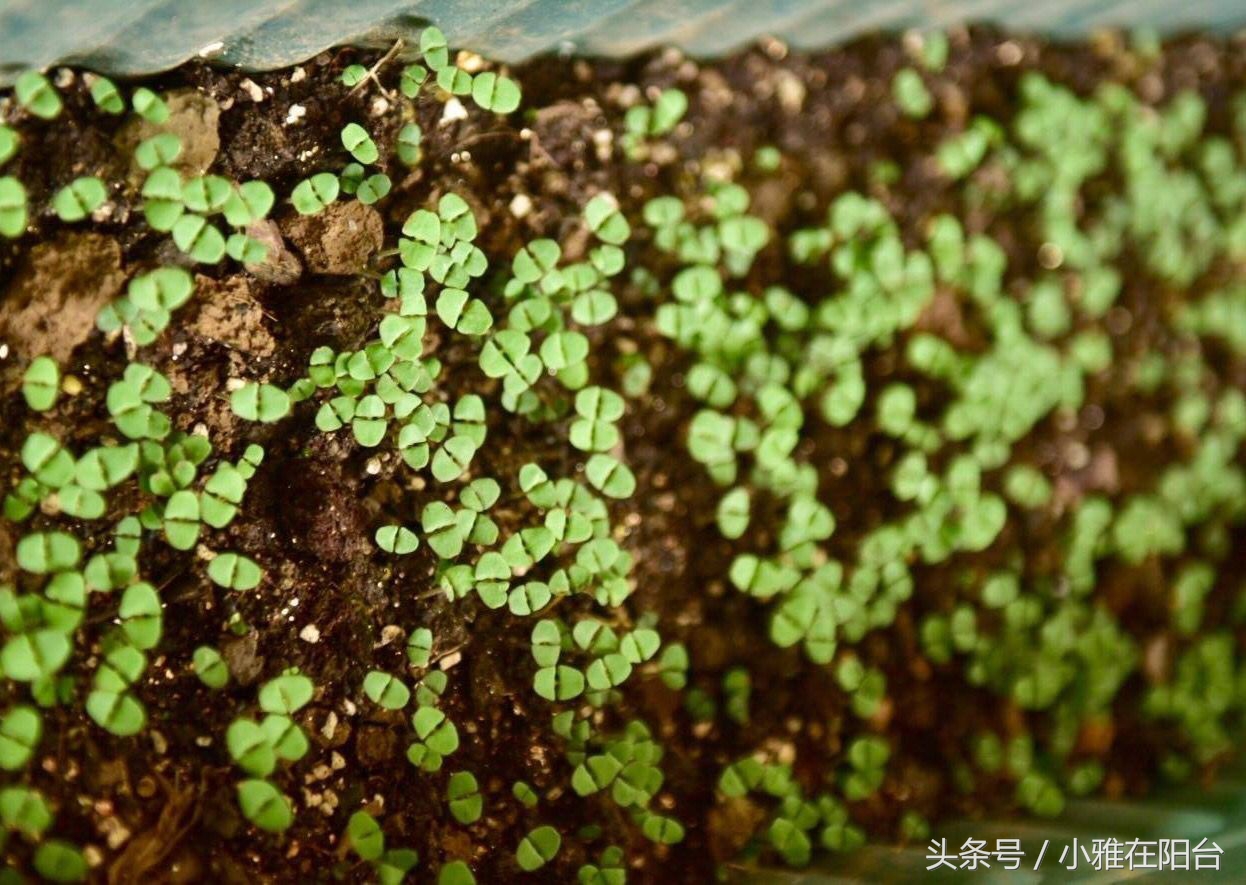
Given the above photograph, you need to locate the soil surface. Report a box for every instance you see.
[3,26,1246,885]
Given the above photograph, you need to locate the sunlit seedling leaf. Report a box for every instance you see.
[172,214,226,263]
[193,645,229,689]
[431,436,477,483]
[347,810,385,861]
[226,233,269,264]
[363,671,411,710]
[642,814,685,845]
[470,72,521,114]
[141,166,184,230]
[516,825,561,871]
[16,531,80,574]
[585,454,636,499]
[412,704,460,755]
[892,67,933,118]
[447,771,483,823]
[291,172,340,215]
[237,779,293,832]
[135,133,182,170]
[90,76,125,113]
[86,689,146,736]
[33,840,88,882]
[397,123,423,166]
[15,70,62,119]
[439,861,475,885]
[340,64,368,87]
[1,629,71,682]
[376,524,419,555]
[356,173,392,205]
[227,718,276,776]
[420,27,449,70]
[53,176,108,222]
[161,490,200,549]
[0,787,52,842]
[0,125,18,167]
[435,65,472,96]
[406,628,434,667]
[21,356,59,411]
[262,713,308,761]
[0,176,29,238]
[436,288,492,335]
[400,64,428,97]
[208,552,263,590]
[533,664,584,701]
[0,706,41,770]
[118,582,162,649]
[352,394,388,446]
[231,382,291,423]
[132,87,169,123]
[341,123,379,164]
[584,193,630,245]
[259,672,315,714]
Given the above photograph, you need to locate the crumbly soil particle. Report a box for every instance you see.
[0,232,127,365]
[1,26,1246,885]
[280,201,384,275]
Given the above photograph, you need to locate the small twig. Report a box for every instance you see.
[349,39,405,99]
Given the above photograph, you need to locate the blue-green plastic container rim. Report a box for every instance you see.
[1,0,1245,86]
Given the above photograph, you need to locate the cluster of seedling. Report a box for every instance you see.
[624,41,1246,861]
[1,25,676,882]
[5,22,1246,882]
[4,328,272,873]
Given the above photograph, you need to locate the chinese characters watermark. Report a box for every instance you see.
[926,837,1223,872]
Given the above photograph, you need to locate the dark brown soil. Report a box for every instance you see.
[3,25,1246,884]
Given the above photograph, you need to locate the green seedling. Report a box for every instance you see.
[90,75,125,113]
[208,552,263,590]
[471,72,521,113]
[231,382,291,423]
[397,123,422,166]
[340,64,368,87]
[0,124,17,166]
[893,68,933,118]
[52,176,108,221]
[447,771,483,823]
[439,861,475,885]
[135,133,182,170]
[341,123,379,164]
[346,810,384,860]
[33,841,88,882]
[0,176,28,238]
[21,356,60,411]
[363,671,411,710]
[516,825,561,871]
[15,70,62,118]
[131,87,169,122]
[291,172,340,214]
[0,706,42,770]
[193,646,230,689]
[237,779,294,832]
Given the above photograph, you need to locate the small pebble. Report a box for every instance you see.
[509,193,533,218]
[441,97,469,125]
[240,79,265,102]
